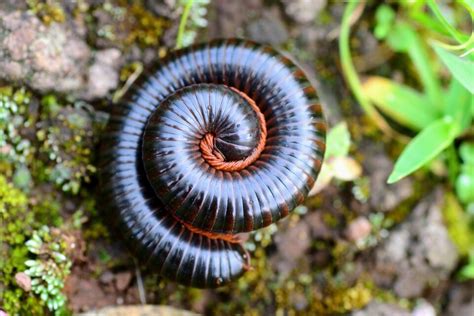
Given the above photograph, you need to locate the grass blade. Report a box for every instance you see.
[339,1,394,135]
[445,78,473,131]
[434,45,474,93]
[427,0,469,44]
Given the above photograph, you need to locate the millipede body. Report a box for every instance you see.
[100,39,326,288]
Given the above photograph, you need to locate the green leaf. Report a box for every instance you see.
[386,21,414,52]
[457,142,474,204]
[387,22,442,109]
[374,5,396,39]
[444,79,473,131]
[427,0,469,44]
[409,10,451,36]
[325,122,351,158]
[434,45,474,93]
[459,262,474,280]
[446,144,460,185]
[460,142,474,164]
[456,166,474,204]
[459,251,474,281]
[362,76,439,130]
[388,117,460,183]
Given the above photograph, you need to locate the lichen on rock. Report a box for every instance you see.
[0,10,122,100]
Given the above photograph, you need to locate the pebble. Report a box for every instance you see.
[14,272,31,292]
[281,0,327,24]
[99,271,114,285]
[411,300,436,316]
[374,188,459,298]
[115,271,133,291]
[345,217,372,242]
[352,300,410,316]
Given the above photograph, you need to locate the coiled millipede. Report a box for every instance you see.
[100,39,326,288]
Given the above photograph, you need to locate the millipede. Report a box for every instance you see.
[99,39,326,288]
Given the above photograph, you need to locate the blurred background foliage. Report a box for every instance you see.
[340,0,473,281]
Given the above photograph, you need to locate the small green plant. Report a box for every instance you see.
[456,143,474,206]
[340,0,474,278]
[26,0,66,25]
[25,226,72,314]
[0,87,33,180]
[36,95,97,194]
[311,122,362,194]
[0,175,44,315]
[92,1,168,48]
[176,0,210,49]
[442,192,474,256]
[340,1,473,198]
[459,251,474,280]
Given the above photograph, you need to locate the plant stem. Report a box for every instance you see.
[176,0,195,49]
[339,1,393,135]
[427,0,468,44]
[446,144,460,185]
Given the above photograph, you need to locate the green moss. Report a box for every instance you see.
[0,87,33,179]
[1,289,45,316]
[0,175,45,315]
[0,170,73,315]
[31,191,64,228]
[35,96,97,194]
[82,221,109,240]
[0,175,31,250]
[92,0,169,49]
[119,61,144,82]
[125,2,169,47]
[78,195,110,241]
[443,192,474,255]
[369,281,413,310]
[26,0,66,25]
[310,281,372,315]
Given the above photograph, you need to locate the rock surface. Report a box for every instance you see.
[78,305,198,316]
[272,220,311,276]
[246,6,289,45]
[363,142,414,212]
[115,271,133,291]
[445,281,474,316]
[412,301,436,316]
[373,187,459,298]
[352,300,410,316]
[85,48,121,100]
[0,11,122,100]
[281,0,327,24]
[345,216,372,242]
